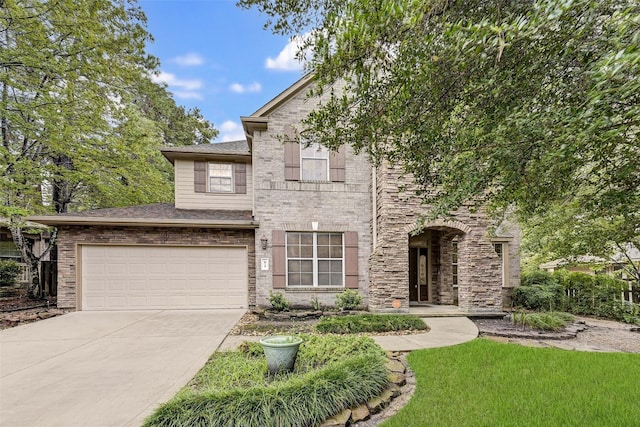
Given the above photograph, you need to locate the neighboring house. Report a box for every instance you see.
[30,74,520,312]
[0,219,51,285]
[540,245,640,282]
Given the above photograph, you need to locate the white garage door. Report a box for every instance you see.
[81,245,248,310]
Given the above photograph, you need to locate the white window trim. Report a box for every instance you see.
[285,232,345,288]
[300,143,330,182]
[492,241,510,288]
[207,162,234,193]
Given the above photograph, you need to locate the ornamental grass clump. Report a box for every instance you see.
[511,311,574,331]
[143,335,389,427]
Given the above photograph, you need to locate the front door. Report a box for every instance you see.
[409,247,429,302]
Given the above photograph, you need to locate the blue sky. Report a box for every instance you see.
[139,0,306,142]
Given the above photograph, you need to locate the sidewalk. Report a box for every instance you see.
[218,316,478,352]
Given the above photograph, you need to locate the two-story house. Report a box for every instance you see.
[32,74,519,313]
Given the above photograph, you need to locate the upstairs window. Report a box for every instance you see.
[283,124,345,182]
[208,162,233,192]
[194,161,246,194]
[300,143,329,181]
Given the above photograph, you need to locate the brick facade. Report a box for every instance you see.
[369,161,520,313]
[56,225,255,309]
[252,82,373,309]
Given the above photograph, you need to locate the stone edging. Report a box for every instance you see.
[320,352,414,427]
[478,320,588,340]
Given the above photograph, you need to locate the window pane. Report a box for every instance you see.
[330,260,342,273]
[300,260,313,273]
[317,245,329,258]
[330,234,342,245]
[300,272,313,286]
[288,273,300,286]
[329,245,342,258]
[287,233,300,245]
[318,273,330,287]
[288,260,300,273]
[318,260,330,273]
[317,234,329,245]
[300,245,313,258]
[300,233,313,245]
[287,245,300,257]
[331,273,343,286]
[209,163,232,177]
[301,159,327,181]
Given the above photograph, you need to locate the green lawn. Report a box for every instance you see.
[383,339,640,427]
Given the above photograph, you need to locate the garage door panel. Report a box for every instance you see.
[81,246,248,310]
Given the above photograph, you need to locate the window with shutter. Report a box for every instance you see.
[274,231,358,289]
[193,161,246,193]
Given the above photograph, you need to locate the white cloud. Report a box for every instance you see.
[265,34,310,71]
[151,71,203,91]
[229,82,262,94]
[172,52,204,67]
[218,120,246,142]
[173,91,204,100]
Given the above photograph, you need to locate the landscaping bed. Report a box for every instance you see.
[0,291,64,330]
[143,335,405,427]
[474,315,640,353]
[230,310,429,336]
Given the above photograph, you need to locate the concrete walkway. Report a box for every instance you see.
[220,316,479,352]
[372,317,478,351]
[0,309,245,427]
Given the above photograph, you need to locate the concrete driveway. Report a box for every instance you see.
[0,309,245,427]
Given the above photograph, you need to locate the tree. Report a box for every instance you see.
[239,0,640,265]
[0,0,216,295]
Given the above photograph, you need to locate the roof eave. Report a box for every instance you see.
[160,150,251,164]
[27,216,259,229]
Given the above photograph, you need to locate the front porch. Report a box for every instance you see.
[409,304,505,318]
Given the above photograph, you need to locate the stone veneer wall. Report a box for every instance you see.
[370,161,508,312]
[252,81,373,309]
[56,225,255,309]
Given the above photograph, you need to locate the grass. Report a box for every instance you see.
[316,314,428,334]
[511,311,575,331]
[143,335,389,427]
[382,339,640,427]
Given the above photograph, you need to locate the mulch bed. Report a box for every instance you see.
[0,289,65,330]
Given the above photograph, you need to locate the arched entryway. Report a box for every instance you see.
[408,221,469,307]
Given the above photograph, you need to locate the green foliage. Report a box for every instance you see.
[514,269,564,311]
[316,314,428,334]
[310,295,322,311]
[0,0,216,215]
[383,339,640,426]
[335,289,362,310]
[515,270,640,324]
[144,335,388,427]
[0,260,22,287]
[268,291,290,312]
[240,0,640,269]
[511,311,575,331]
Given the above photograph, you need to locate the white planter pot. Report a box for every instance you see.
[259,335,303,374]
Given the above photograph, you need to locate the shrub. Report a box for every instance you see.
[512,283,564,311]
[511,311,574,331]
[335,289,362,310]
[0,260,23,287]
[268,291,290,312]
[521,269,559,288]
[317,314,428,334]
[144,335,389,427]
[310,295,322,311]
